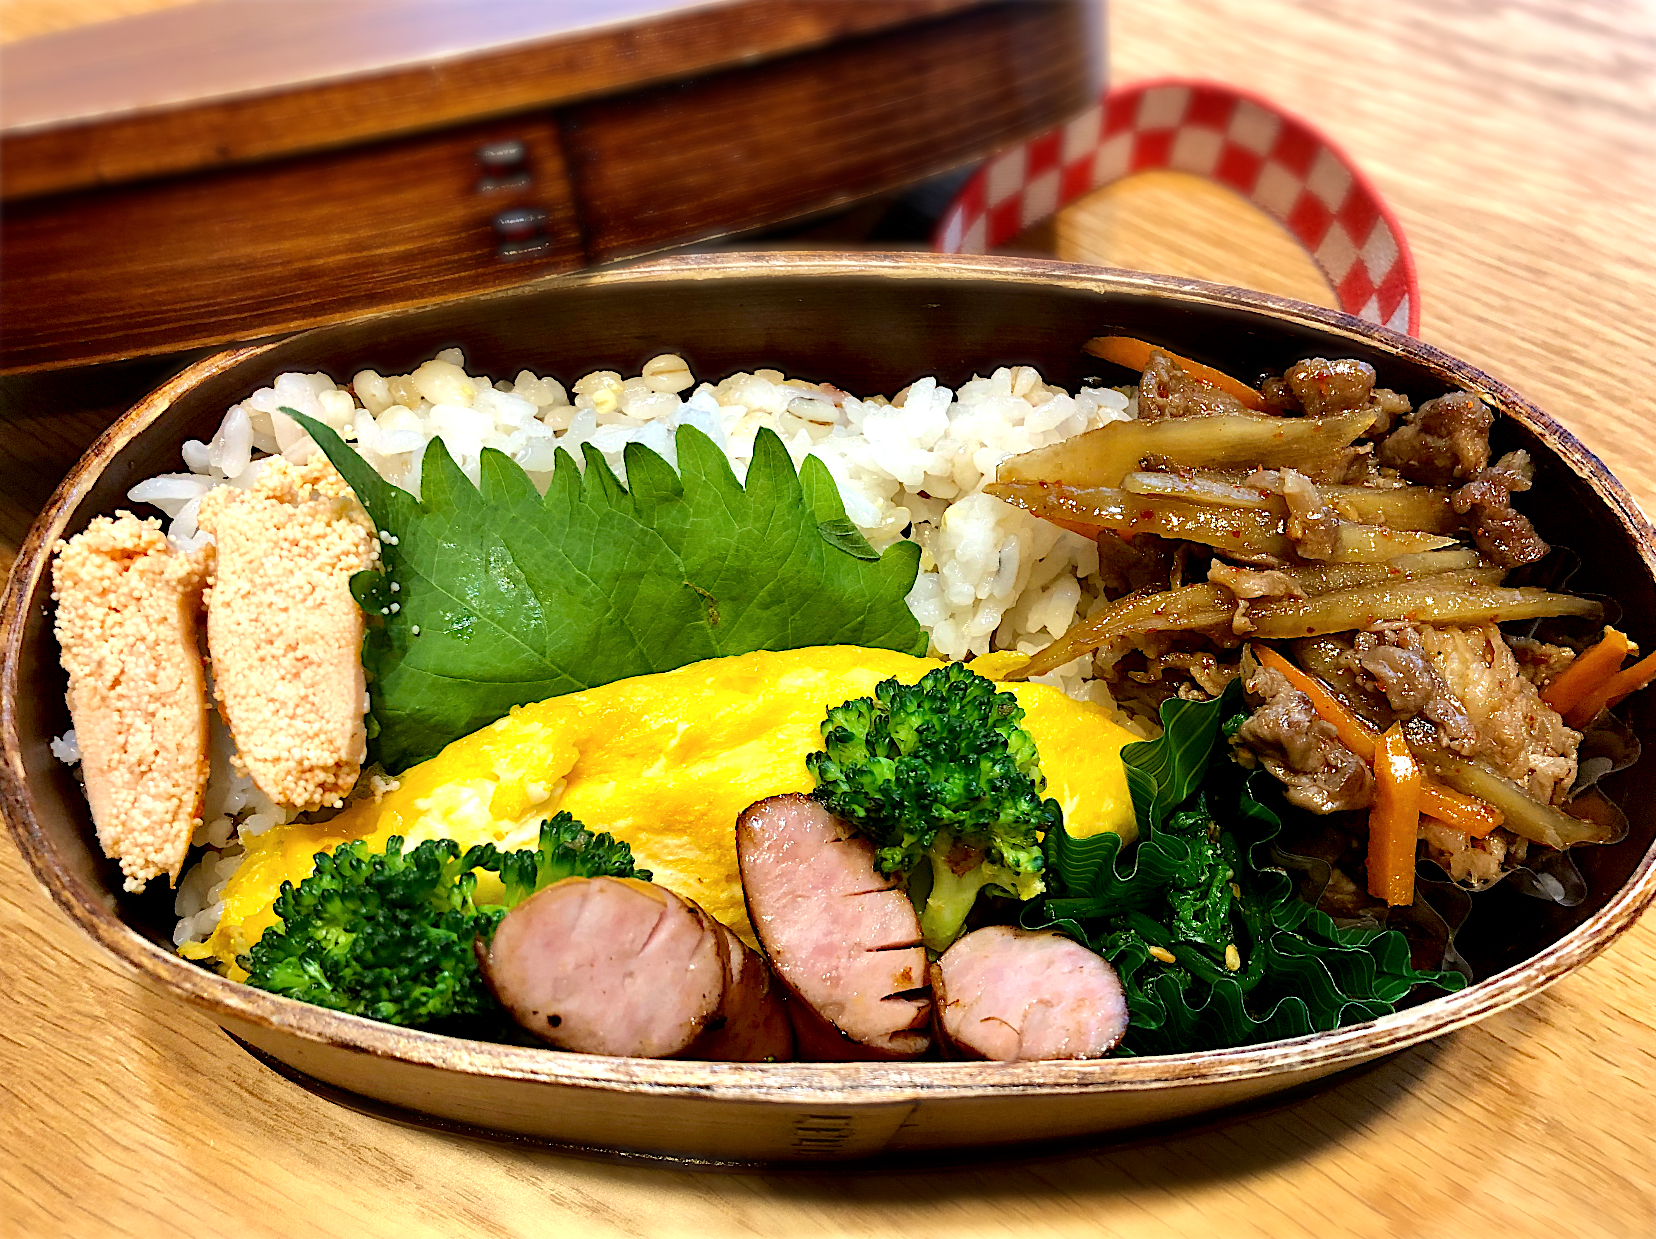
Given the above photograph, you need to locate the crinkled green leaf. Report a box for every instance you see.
[290,414,927,772]
[1027,684,1464,1055]
[799,454,881,560]
[816,516,881,561]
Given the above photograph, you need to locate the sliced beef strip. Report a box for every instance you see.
[931,926,1128,1061]
[1238,468,1340,559]
[1137,350,1253,420]
[1290,634,1396,732]
[1352,629,1479,755]
[482,876,727,1059]
[1210,562,1304,637]
[1145,649,1241,697]
[737,794,931,1060]
[1259,374,1299,415]
[1508,636,1578,690]
[1363,388,1414,437]
[1418,622,1579,805]
[1277,469,1341,559]
[1450,450,1550,567]
[1095,531,1180,598]
[1285,357,1376,418]
[1376,391,1493,484]
[1267,358,1411,435]
[1205,566,1304,642]
[1422,817,1508,887]
[1234,663,1375,813]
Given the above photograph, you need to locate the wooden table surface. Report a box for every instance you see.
[4,2,1656,1236]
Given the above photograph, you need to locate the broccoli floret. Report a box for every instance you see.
[240,812,647,1027]
[806,662,1059,950]
[491,812,650,906]
[917,834,1046,952]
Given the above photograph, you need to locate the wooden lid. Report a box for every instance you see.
[0,0,989,200]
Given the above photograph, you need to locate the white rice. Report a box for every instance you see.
[49,729,80,764]
[125,349,1142,945]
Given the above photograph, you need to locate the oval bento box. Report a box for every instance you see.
[5,252,1656,1165]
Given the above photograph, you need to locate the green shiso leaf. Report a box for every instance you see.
[289,413,927,772]
[799,454,881,560]
[1027,682,1465,1055]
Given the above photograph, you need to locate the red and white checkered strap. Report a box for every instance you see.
[934,79,1420,337]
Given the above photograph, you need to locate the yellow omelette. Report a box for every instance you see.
[184,647,1140,977]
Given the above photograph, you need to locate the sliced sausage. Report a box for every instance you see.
[736,794,930,1059]
[931,926,1128,1061]
[687,916,795,1062]
[482,876,726,1058]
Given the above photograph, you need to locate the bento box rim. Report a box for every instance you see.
[5,250,1654,1104]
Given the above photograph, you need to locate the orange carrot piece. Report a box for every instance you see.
[1254,645,1377,761]
[1368,725,1421,907]
[1565,647,1656,729]
[1418,783,1502,839]
[1084,336,1266,410]
[1254,645,1503,836]
[1541,627,1632,714]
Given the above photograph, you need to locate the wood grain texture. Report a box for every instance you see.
[0,355,191,578]
[4,1,1656,1236]
[1,115,582,372]
[1042,170,1340,311]
[20,255,1645,1165]
[0,0,1097,371]
[560,0,1099,261]
[0,0,198,43]
[0,0,987,199]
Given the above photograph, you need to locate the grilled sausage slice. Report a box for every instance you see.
[736,794,930,1059]
[482,876,727,1058]
[931,926,1128,1061]
[687,915,795,1062]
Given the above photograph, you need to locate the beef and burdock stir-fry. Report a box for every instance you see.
[994,337,1649,913]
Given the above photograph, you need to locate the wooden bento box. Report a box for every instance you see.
[5,253,1654,1164]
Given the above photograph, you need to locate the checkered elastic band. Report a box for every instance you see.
[934,79,1420,337]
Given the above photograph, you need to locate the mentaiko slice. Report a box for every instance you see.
[197,458,379,811]
[51,512,209,892]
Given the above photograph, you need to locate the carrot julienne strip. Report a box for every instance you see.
[1083,336,1266,410]
[1565,647,1656,729]
[1251,645,1501,836]
[1368,725,1421,907]
[1541,627,1631,714]
[1253,645,1376,761]
[1418,782,1502,839]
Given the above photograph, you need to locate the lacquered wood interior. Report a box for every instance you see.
[4,254,1654,1126]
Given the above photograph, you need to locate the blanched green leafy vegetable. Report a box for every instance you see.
[1031,684,1464,1055]
[290,413,926,772]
